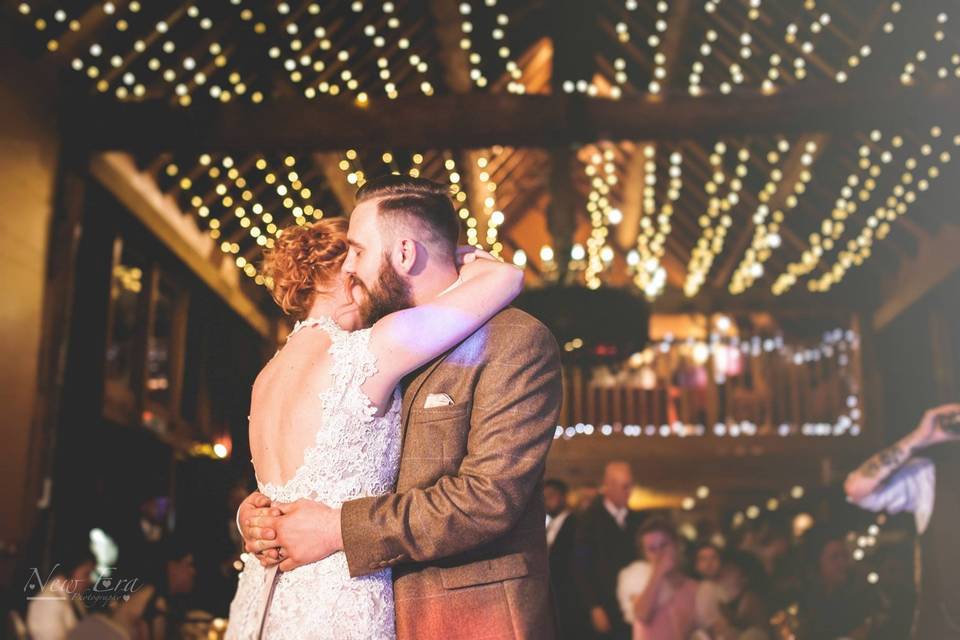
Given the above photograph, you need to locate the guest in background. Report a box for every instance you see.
[693,543,723,581]
[66,584,155,640]
[744,514,799,612]
[545,479,587,640]
[845,402,960,639]
[797,526,876,640]
[26,543,95,640]
[576,461,644,639]
[868,544,917,640]
[113,493,171,584]
[142,536,200,639]
[617,517,701,640]
[706,550,771,640]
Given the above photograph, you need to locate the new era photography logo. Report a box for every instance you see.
[25,565,144,603]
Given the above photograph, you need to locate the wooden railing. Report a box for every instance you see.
[556,329,862,438]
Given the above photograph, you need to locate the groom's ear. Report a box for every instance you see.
[396,238,419,274]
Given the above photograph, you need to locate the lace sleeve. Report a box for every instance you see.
[325,327,382,421]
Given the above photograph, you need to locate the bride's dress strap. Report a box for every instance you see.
[284,316,381,419]
[324,324,382,421]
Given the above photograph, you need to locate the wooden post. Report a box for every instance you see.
[928,301,956,404]
[852,312,884,450]
[26,162,88,570]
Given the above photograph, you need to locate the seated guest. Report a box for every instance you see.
[617,517,702,640]
[576,461,644,639]
[545,479,587,640]
[26,543,95,640]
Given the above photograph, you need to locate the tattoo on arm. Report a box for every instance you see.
[858,444,908,479]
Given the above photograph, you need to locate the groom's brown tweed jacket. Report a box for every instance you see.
[341,307,562,640]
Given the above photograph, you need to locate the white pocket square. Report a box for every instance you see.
[423,393,454,409]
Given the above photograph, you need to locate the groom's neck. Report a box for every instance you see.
[410,263,459,306]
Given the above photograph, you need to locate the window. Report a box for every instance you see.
[103,238,148,424]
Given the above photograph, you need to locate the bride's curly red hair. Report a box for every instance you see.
[263,218,349,318]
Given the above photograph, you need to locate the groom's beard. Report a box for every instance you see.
[355,256,414,326]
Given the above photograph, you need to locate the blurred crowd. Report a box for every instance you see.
[6,403,958,639]
[545,402,960,640]
[5,482,250,640]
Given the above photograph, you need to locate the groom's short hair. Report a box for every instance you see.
[355,175,460,261]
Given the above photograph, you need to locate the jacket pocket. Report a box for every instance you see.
[439,552,529,590]
[411,402,471,424]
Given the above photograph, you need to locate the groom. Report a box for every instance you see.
[239,175,563,639]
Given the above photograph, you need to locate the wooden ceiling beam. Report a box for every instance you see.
[68,82,960,152]
[873,221,960,331]
[656,0,694,91]
[313,152,356,213]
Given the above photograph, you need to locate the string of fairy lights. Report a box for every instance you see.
[811,127,957,292]
[157,131,955,295]
[13,1,959,298]
[684,143,750,297]
[630,145,681,299]
[617,0,671,96]
[729,139,819,294]
[18,0,959,104]
[164,152,345,286]
[582,147,620,289]
[458,0,524,94]
[901,11,954,85]
[773,126,959,295]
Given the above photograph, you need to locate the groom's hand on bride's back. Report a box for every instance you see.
[238,491,283,566]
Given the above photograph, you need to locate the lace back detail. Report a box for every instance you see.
[228,316,400,639]
[255,316,402,506]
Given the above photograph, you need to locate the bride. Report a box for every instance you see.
[225,217,523,639]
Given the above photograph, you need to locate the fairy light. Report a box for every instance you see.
[430,154,476,246]
[900,11,951,85]
[811,127,957,291]
[164,157,269,281]
[612,57,628,99]
[641,1,671,95]
[260,3,350,99]
[512,249,527,267]
[729,0,763,91]
[222,156,284,259]
[337,148,366,193]
[773,131,891,295]
[730,139,819,293]
[459,0,523,92]
[685,143,750,297]
[632,146,680,299]
[687,27,719,96]
[476,153,506,257]
[582,146,620,289]
[173,7,242,107]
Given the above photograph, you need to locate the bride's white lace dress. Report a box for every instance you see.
[226,316,402,640]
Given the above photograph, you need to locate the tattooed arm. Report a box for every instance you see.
[845,403,960,502]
